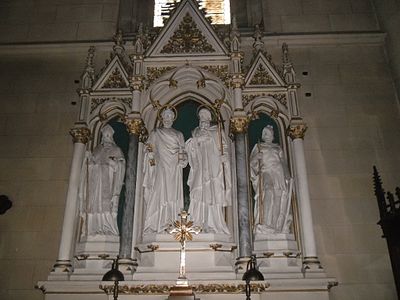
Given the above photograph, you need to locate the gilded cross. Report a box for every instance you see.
[167,211,201,287]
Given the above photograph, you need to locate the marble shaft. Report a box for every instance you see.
[119,133,139,259]
[234,132,252,257]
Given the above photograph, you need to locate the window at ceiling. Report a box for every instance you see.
[154,0,231,27]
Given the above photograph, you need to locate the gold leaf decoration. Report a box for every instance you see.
[161,13,215,54]
[242,93,287,108]
[90,97,132,113]
[101,68,128,89]
[146,66,176,83]
[100,283,269,295]
[249,64,276,85]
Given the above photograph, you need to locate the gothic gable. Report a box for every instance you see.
[146,0,228,57]
[92,55,130,91]
[244,51,286,88]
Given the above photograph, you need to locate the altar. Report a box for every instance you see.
[37,0,336,298]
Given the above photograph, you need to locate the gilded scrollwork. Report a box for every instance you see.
[249,64,276,86]
[287,123,307,140]
[146,66,176,83]
[200,65,229,85]
[101,68,128,89]
[230,116,250,134]
[70,127,91,144]
[125,118,145,136]
[90,97,132,113]
[161,13,215,54]
[242,93,287,108]
[100,283,269,295]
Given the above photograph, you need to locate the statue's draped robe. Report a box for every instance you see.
[81,142,125,236]
[186,125,231,234]
[143,127,185,233]
[250,142,291,234]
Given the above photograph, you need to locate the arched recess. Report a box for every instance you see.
[88,100,130,150]
[134,66,237,241]
[246,95,290,155]
[246,95,301,245]
[77,100,131,238]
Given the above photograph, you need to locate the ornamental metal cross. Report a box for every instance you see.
[167,211,202,287]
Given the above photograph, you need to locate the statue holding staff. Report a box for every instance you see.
[186,107,232,234]
[79,124,126,236]
[250,125,292,234]
[143,106,188,234]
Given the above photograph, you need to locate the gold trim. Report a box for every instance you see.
[101,68,128,89]
[287,123,307,140]
[209,244,237,252]
[229,116,250,134]
[160,13,216,54]
[146,66,176,83]
[70,127,91,144]
[201,65,229,86]
[90,97,132,113]
[100,283,269,295]
[134,244,159,254]
[249,64,276,85]
[242,93,287,108]
[125,118,145,136]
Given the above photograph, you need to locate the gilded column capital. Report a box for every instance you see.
[230,74,244,89]
[287,123,307,140]
[70,127,91,144]
[230,116,250,135]
[130,76,144,91]
[125,117,148,141]
[125,118,144,135]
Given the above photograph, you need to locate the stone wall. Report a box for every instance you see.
[292,42,398,300]
[0,47,108,299]
[372,0,400,111]
[0,0,119,44]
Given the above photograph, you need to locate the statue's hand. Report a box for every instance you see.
[148,152,156,166]
[178,151,188,167]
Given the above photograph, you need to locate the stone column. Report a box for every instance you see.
[52,126,90,274]
[230,116,252,261]
[118,117,145,272]
[288,123,322,272]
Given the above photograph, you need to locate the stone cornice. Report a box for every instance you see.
[0,32,386,55]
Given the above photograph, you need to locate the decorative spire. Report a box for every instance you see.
[113,29,125,54]
[282,42,296,83]
[282,42,290,64]
[85,46,95,74]
[134,23,144,54]
[230,15,239,39]
[80,46,95,89]
[252,24,264,53]
[230,15,240,52]
[373,166,387,218]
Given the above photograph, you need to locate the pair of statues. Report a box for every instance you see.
[143,107,231,235]
[80,108,292,238]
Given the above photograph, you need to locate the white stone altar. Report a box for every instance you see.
[38,0,336,299]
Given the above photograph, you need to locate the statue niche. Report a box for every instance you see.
[140,100,233,243]
[250,125,292,235]
[79,124,126,237]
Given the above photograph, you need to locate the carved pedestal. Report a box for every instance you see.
[134,234,237,281]
[253,233,302,278]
